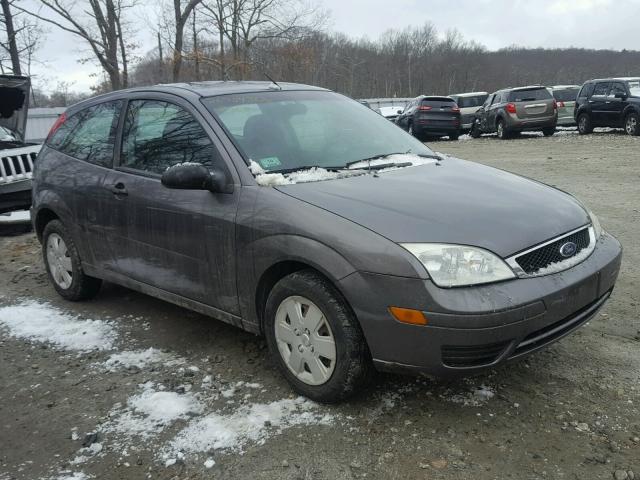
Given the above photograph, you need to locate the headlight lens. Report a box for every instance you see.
[588,209,603,239]
[401,243,516,288]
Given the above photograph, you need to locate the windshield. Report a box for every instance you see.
[552,88,580,102]
[508,88,552,102]
[202,90,435,172]
[628,80,640,97]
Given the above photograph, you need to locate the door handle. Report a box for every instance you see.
[108,182,128,196]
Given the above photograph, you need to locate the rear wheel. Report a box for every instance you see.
[470,121,482,138]
[264,270,372,403]
[625,112,639,136]
[577,113,593,135]
[449,132,459,141]
[42,220,102,301]
[542,127,556,137]
[496,119,510,140]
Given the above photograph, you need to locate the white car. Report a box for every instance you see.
[448,92,489,132]
[376,105,407,122]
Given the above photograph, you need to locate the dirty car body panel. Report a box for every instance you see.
[32,81,622,383]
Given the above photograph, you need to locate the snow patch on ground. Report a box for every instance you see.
[99,348,185,372]
[163,397,334,457]
[443,385,496,407]
[47,472,92,480]
[0,300,117,352]
[102,382,203,440]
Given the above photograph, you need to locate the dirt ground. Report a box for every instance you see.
[1,128,639,480]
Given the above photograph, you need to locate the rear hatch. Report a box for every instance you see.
[0,75,30,144]
[552,87,580,117]
[508,87,555,120]
[416,97,460,127]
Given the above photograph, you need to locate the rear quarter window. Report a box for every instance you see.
[47,101,122,167]
[508,89,552,102]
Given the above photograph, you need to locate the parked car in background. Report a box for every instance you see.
[32,81,621,402]
[448,91,488,132]
[0,75,41,214]
[550,85,580,127]
[575,77,640,136]
[376,105,406,122]
[470,86,557,139]
[396,96,461,140]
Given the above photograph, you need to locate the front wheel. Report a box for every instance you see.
[542,127,556,137]
[42,220,102,301]
[625,112,639,136]
[577,113,593,135]
[264,270,372,403]
[470,122,482,138]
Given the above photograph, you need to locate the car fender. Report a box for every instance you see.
[237,234,358,332]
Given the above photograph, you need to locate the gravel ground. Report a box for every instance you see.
[1,128,639,480]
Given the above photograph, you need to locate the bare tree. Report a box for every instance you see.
[171,0,202,81]
[17,0,137,90]
[1,0,43,75]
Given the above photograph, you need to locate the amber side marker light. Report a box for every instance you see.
[389,306,428,326]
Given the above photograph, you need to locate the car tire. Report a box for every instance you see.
[625,112,639,136]
[264,269,372,403]
[542,127,556,137]
[42,220,102,301]
[577,113,593,135]
[449,132,459,141]
[496,119,510,140]
[470,122,482,138]
[408,123,422,141]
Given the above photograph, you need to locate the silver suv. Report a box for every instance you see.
[470,86,558,139]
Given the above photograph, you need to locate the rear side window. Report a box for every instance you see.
[609,83,627,97]
[120,100,222,175]
[593,83,609,96]
[48,101,122,167]
[508,88,552,102]
[578,83,595,98]
[552,88,580,102]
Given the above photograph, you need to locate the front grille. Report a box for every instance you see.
[512,290,611,357]
[0,149,37,184]
[442,341,510,368]
[515,228,590,274]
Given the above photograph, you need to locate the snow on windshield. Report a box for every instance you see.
[249,153,436,186]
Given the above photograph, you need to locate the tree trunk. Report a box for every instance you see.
[1,0,22,75]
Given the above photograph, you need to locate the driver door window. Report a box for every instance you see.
[121,100,221,175]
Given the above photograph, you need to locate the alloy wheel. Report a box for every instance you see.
[274,295,337,386]
[46,233,73,289]
[626,115,638,135]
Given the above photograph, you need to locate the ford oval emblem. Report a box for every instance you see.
[559,241,577,258]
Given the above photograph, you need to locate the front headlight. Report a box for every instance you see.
[588,209,603,239]
[401,243,516,288]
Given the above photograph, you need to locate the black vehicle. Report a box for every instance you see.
[574,78,640,136]
[395,96,461,140]
[470,86,557,139]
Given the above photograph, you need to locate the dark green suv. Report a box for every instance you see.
[575,77,640,136]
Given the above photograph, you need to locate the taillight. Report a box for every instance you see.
[505,103,517,114]
[553,100,558,110]
[557,101,565,108]
[452,106,460,112]
[46,112,67,142]
[419,105,432,111]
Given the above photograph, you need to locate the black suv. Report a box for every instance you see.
[574,78,640,136]
[395,96,461,140]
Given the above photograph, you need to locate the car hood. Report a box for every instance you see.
[275,157,590,258]
[0,75,30,142]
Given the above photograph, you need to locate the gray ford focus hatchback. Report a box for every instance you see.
[32,81,622,402]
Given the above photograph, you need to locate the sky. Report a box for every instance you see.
[22,0,640,93]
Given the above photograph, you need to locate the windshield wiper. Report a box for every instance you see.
[346,151,441,169]
[267,165,344,174]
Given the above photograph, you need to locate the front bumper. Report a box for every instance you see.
[340,233,622,377]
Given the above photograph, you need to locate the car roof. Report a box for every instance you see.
[587,77,640,83]
[449,91,488,97]
[551,85,581,89]
[420,96,455,102]
[500,85,547,92]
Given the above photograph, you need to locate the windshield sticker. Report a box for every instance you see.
[258,157,282,169]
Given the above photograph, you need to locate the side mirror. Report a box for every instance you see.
[161,163,232,193]
[397,109,403,114]
[614,92,627,100]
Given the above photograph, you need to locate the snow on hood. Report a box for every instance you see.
[249,154,435,186]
